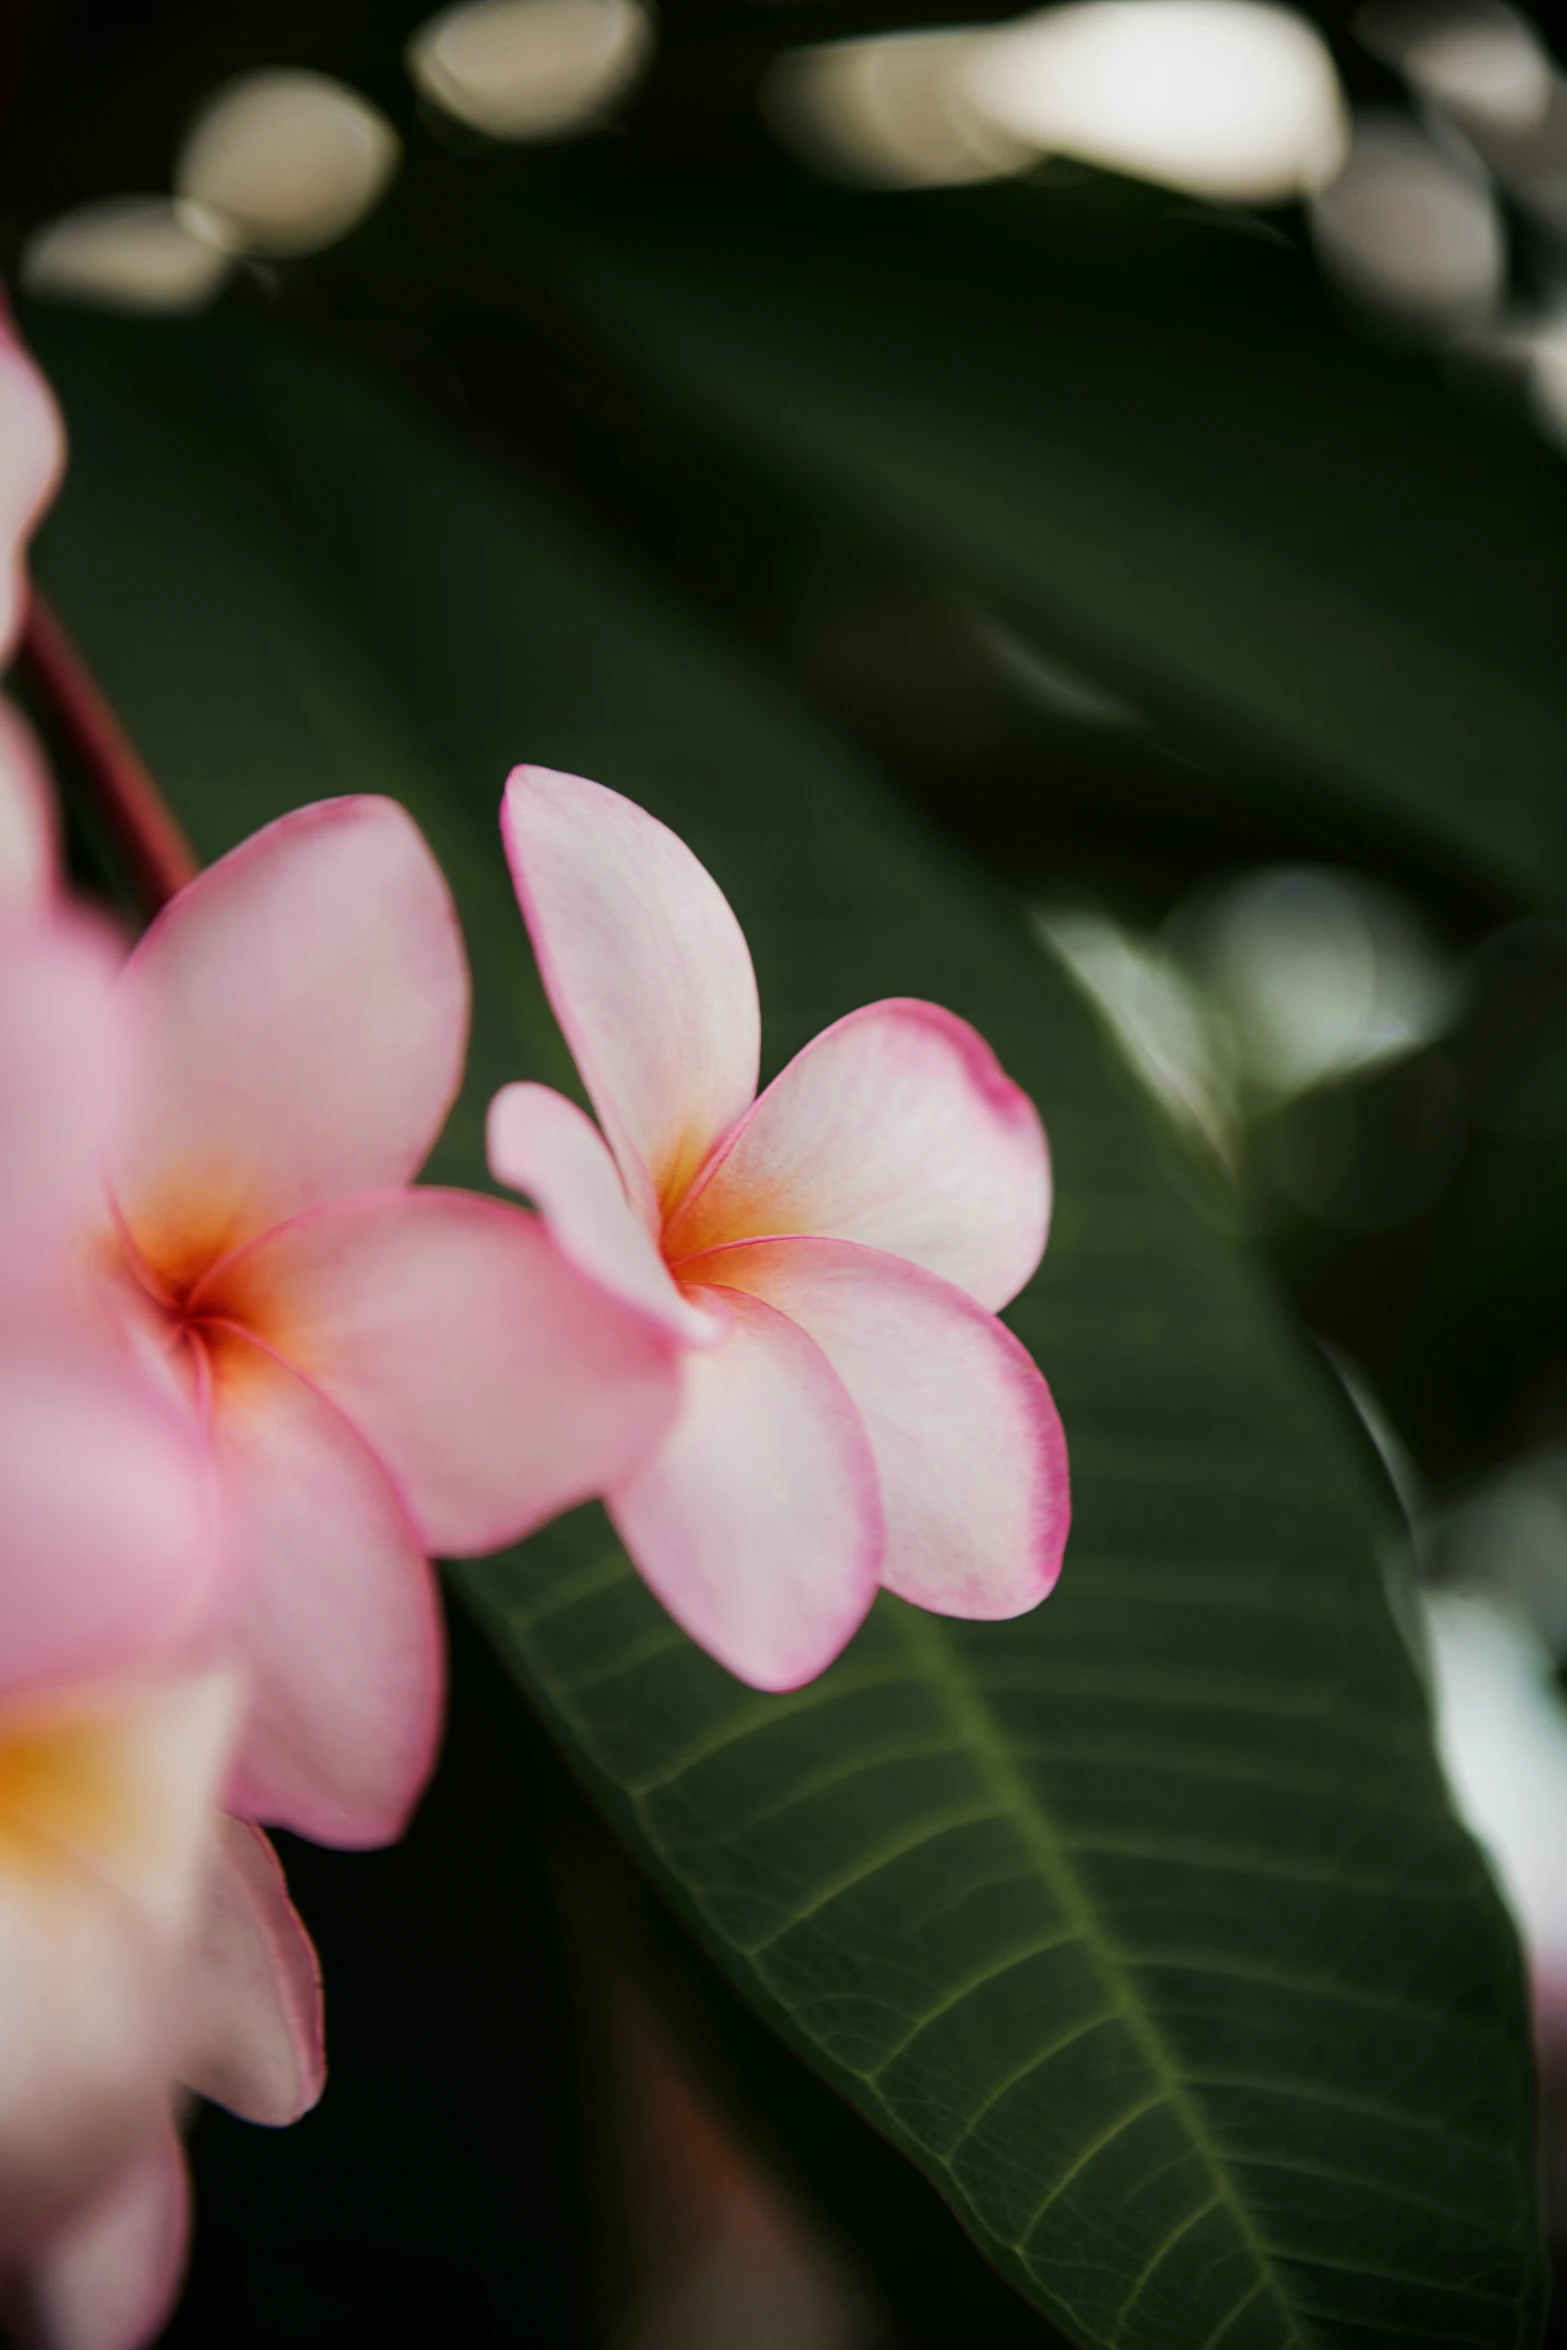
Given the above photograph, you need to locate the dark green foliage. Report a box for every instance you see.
[30,314,1544,2347]
[507,164,1567,910]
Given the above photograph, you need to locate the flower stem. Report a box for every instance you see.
[20,591,197,912]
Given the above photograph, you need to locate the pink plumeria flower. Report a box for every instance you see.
[0,758,250,2287]
[7,1818,326,2350]
[0,906,322,2338]
[487,768,1070,1690]
[0,320,322,2341]
[102,795,679,1848]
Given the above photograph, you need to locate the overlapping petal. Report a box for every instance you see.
[502,767,759,1223]
[0,1881,161,2258]
[666,999,1051,1311]
[0,1343,217,1697]
[4,1827,321,2345]
[487,1083,719,1347]
[179,1818,324,2128]
[11,1674,239,1944]
[698,1237,1069,1618]
[0,1674,235,2248]
[112,799,467,1282]
[610,1287,882,1691]
[211,1335,442,1851]
[5,2113,188,2350]
[0,913,125,1294]
[199,1186,682,1556]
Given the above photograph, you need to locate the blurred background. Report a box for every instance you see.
[6,0,1567,2341]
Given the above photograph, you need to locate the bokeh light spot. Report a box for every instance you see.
[21,198,232,314]
[1310,113,1505,332]
[765,30,1036,190]
[407,0,653,142]
[962,0,1349,204]
[176,70,401,259]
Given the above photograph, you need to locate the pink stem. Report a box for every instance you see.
[20,591,198,912]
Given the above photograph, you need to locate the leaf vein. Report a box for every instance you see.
[931,2007,1122,2157]
[1011,2088,1173,2248]
[865,1927,1085,2082]
[893,1612,1313,2346]
[741,1799,1000,1955]
[1115,2191,1226,2330]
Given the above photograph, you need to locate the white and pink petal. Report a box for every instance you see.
[697,1237,1069,1621]
[610,1285,883,1691]
[665,999,1050,1314]
[4,2113,190,2350]
[502,767,759,1225]
[0,1673,235,2250]
[487,1083,718,1348]
[179,1817,324,2128]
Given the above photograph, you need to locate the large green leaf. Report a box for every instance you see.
[492,164,1567,909]
[29,309,1542,2350]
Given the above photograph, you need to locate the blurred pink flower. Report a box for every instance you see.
[0,699,57,914]
[0,306,64,913]
[0,319,321,2347]
[0,300,63,672]
[0,1671,239,2271]
[4,1816,326,2350]
[0,734,245,2311]
[0,828,322,2350]
[488,766,1070,1691]
[103,794,680,1848]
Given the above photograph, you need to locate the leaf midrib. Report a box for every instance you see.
[888,1607,1312,2350]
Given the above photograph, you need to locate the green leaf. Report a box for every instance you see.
[505,165,1567,909]
[514,1633,1082,2349]
[30,308,1543,2350]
